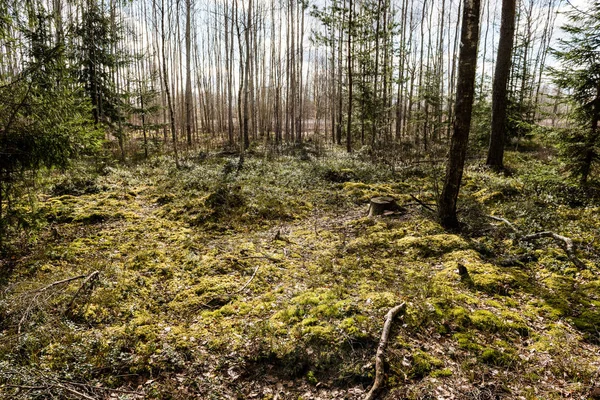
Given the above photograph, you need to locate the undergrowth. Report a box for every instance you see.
[0,146,599,399]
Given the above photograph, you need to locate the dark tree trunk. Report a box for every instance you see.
[346,0,353,153]
[438,0,481,230]
[486,0,516,169]
[581,83,600,184]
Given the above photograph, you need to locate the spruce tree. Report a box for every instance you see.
[551,1,600,184]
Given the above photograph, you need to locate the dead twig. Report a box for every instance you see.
[487,215,521,234]
[409,194,436,213]
[54,382,97,400]
[26,274,87,295]
[488,215,587,269]
[18,272,97,335]
[66,271,100,310]
[62,380,144,396]
[235,265,260,294]
[521,231,587,269]
[364,302,407,400]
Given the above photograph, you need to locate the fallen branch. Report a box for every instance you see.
[1,384,97,400]
[18,272,97,334]
[364,302,407,400]
[488,215,586,269]
[487,215,521,234]
[67,271,100,310]
[62,380,145,396]
[521,231,587,269]
[409,194,436,213]
[235,265,260,294]
[27,274,88,294]
[54,383,97,400]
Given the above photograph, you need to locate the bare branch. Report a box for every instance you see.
[364,302,407,400]
[521,231,587,269]
[487,215,521,234]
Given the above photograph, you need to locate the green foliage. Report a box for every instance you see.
[550,2,600,183]
[72,1,127,127]
[469,92,492,150]
[0,10,101,244]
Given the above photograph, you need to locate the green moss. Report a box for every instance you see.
[301,324,335,344]
[446,306,471,330]
[306,370,318,385]
[396,234,470,258]
[409,350,444,379]
[572,310,600,340]
[440,252,529,295]
[7,151,600,397]
[530,324,569,353]
[341,182,407,203]
[501,310,530,337]
[453,332,482,352]
[479,346,518,367]
[430,368,453,378]
[470,310,504,333]
[473,189,504,204]
[360,291,398,309]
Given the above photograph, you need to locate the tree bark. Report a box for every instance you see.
[486,0,516,169]
[185,0,193,147]
[438,0,481,230]
[346,0,354,153]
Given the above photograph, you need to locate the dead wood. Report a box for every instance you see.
[368,196,401,217]
[521,231,587,269]
[67,271,100,310]
[364,302,407,400]
[409,194,436,213]
[235,265,260,293]
[487,215,521,234]
[488,215,587,269]
[18,271,99,334]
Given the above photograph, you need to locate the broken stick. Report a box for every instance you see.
[521,231,587,269]
[364,302,407,400]
[488,215,587,269]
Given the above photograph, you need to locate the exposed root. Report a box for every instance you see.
[364,302,407,400]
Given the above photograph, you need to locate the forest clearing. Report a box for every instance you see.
[1,146,599,399]
[2,0,600,398]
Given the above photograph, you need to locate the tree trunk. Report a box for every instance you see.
[486,0,516,169]
[438,0,481,230]
[581,82,600,184]
[161,0,179,168]
[185,0,193,147]
[346,0,353,153]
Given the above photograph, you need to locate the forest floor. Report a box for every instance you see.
[1,142,600,399]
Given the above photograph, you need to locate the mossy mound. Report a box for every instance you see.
[2,149,600,399]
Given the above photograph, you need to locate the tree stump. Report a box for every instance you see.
[368,196,401,217]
